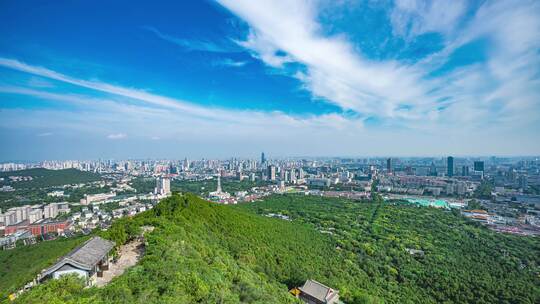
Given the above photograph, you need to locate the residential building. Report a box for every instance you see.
[267,165,276,181]
[43,203,59,219]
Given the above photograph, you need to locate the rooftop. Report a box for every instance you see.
[299,279,339,303]
[42,236,115,277]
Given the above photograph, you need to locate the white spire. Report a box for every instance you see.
[217,174,222,193]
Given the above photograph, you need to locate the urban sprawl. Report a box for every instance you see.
[1,154,540,251]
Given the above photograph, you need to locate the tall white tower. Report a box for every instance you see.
[216,174,222,193]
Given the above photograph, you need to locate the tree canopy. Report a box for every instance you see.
[8,193,539,304]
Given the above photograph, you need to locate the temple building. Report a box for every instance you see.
[39,236,115,286]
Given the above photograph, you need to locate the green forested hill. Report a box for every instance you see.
[11,194,540,304]
[0,236,88,298]
[238,195,540,303]
[0,168,101,189]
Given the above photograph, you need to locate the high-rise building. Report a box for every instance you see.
[267,165,276,181]
[386,158,392,173]
[154,176,171,196]
[430,162,437,176]
[519,175,528,190]
[447,156,454,177]
[462,166,469,176]
[261,152,266,165]
[474,161,485,172]
[290,168,296,182]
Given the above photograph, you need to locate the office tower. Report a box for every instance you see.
[386,158,392,173]
[267,165,276,181]
[261,152,266,165]
[519,175,528,189]
[474,161,485,172]
[430,162,437,176]
[462,166,469,176]
[447,156,454,177]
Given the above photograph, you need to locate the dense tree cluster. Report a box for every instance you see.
[239,195,539,303]
[7,193,539,304]
[172,179,271,196]
[0,169,101,189]
[0,169,104,209]
[0,236,88,297]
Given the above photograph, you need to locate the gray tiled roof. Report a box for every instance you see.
[41,236,114,278]
[66,236,115,267]
[299,279,338,303]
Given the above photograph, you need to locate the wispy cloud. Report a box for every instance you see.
[390,0,467,39]
[216,0,540,129]
[142,26,237,53]
[1,0,540,157]
[217,0,431,119]
[107,133,127,140]
[212,58,248,67]
[0,57,229,120]
[27,76,55,89]
[37,132,53,137]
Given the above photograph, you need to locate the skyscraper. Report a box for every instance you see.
[474,161,485,172]
[447,156,454,177]
[386,158,392,173]
[462,166,469,176]
[261,152,266,165]
[267,165,276,181]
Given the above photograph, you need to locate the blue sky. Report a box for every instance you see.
[0,0,539,160]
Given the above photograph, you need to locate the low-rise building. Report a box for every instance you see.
[39,236,115,286]
[295,279,340,304]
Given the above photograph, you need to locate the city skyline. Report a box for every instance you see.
[1,0,540,160]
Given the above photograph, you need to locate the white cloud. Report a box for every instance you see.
[1,0,539,157]
[37,132,53,137]
[142,26,235,53]
[217,0,540,131]
[212,58,248,67]
[390,0,467,39]
[217,0,433,119]
[107,133,127,140]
